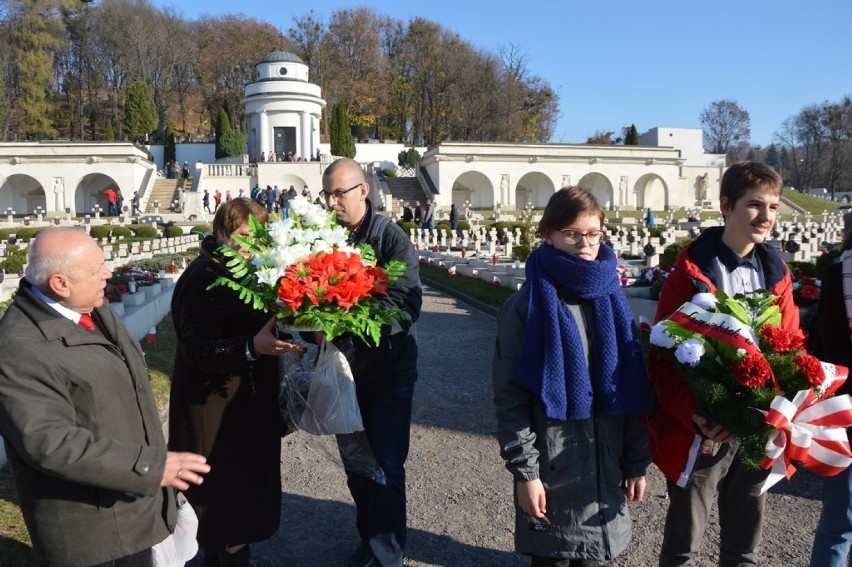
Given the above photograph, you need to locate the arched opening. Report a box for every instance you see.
[635,174,668,210]
[0,174,44,214]
[74,173,121,215]
[516,172,555,209]
[451,171,494,210]
[576,173,614,209]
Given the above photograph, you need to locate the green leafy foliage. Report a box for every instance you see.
[123,80,158,142]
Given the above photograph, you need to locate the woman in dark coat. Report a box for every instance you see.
[169,198,304,567]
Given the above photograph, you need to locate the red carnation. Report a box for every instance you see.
[799,285,820,301]
[794,352,825,387]
[734,353,772,389]
[759,325,805,353]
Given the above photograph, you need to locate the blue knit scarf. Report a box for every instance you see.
[518,242,654,420]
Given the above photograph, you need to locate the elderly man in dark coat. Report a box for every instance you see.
[0,227,209,566]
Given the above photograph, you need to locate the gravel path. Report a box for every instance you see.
[196,285,823,566]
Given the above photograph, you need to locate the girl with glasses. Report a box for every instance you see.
[493,186,654,567]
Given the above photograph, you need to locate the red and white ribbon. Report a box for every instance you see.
[755,380,852,494]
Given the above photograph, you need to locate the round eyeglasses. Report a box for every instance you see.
[319,183,361,201]
[559,228,607,246]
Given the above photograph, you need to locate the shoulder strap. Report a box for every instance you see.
[366,214,391,255]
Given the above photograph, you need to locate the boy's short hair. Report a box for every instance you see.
[720,161,783,206]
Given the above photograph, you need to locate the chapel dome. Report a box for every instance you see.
[260,51,304,65]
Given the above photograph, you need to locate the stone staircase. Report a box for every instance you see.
[779,195,805,215]
[385,176,428,210]
[145,178,189,213]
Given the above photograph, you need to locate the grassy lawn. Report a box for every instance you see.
[782,190,846,215]
[418,262,516,311]
[0,318,176,562]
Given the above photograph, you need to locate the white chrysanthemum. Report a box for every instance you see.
[270,242,313,269]
[649,323,678,349]
[316,225,350,248]
[289,195,312,216]
[303,205,329,228]
[736,348,747,359]
[256,265,285,286]
[251,252,274,268]
[675,339,705,367]
[268,217,296,246]
[691,292,718,311]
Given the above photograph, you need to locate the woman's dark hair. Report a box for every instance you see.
[537,186,606,238]
[212,197,268,241]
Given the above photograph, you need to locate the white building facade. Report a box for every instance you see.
[420,128,726,213]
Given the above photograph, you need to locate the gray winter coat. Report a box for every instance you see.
[493,285,650,561]
[0,281,174,566]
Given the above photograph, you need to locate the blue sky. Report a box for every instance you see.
[154,0,851,148]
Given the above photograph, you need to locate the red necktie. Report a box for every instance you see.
[78,313,97,331]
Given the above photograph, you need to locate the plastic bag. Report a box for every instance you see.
[299,340,364,435]
[152,492,199,566]
[279,339,315,437]
[337,432,387,486]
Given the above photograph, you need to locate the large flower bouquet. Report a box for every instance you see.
[208,195,409,346]
[650,289,852,492]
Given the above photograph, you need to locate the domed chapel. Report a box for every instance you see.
[241,51,326,163]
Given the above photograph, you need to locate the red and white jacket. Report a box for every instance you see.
[647,227,801,486]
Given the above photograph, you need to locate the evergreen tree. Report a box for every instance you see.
[164,121,176,163]
[214,106,230,159]
[330,101,356,158]
[13,0,63,139]
[624,124,639,145]
[213,105,245,157]
[747,147,757,161]
[765,144,780,170]
[220,128,246,157]
[123,81,158,142]
[104,119,114,141]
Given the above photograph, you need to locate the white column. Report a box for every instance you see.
[259,111,268,159]
[300,112,310,160]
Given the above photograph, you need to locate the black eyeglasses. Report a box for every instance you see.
[320,183,361,201]
[559,228,607,245]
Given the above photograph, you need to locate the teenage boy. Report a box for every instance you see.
[649,161,801,566]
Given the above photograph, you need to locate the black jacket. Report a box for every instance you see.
[346,200,422,391]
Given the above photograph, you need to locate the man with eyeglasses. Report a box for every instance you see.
[321,158,422,567]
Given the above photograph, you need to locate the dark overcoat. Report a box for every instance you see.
[168,236,281,548]
[0,282,174,567]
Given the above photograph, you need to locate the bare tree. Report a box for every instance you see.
[700,99,751,157]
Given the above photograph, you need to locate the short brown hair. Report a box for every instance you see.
[212,197,268,240]
[537,186,606,238]
[720,161,783,207]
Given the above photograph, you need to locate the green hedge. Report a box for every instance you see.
[191,225,211,236]
[0,229,9,242]
[13,227,45,242]
[397,220,417,234]
[1,245,26,273]
[163,226,183,238]
[111,226,132,239]
[88,225,112,239]
[130,225,158,238]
